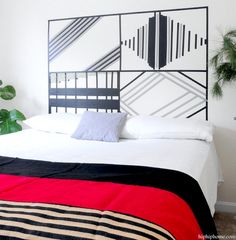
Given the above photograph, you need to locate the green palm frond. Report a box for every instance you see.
[212,81,223,98]
[222,36,236,67]
[210,51,223,68]
[225,30,236,38]
[211,29,236,98]
[216,63,236,81]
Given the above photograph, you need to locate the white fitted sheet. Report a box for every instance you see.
[0,129,222,215]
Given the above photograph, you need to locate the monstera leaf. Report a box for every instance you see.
[0,80,25,135]
[0,109,26,135]
[0,80,16,100]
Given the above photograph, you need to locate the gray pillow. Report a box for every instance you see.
[71,111,127,142]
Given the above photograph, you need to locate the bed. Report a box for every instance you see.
[0,5,220,240]
[0,113,221,240]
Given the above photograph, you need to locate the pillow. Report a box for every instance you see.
[23,113,82,134]
[121,115,213,142]
[71,111,127,142]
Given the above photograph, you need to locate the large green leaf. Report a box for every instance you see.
[9,121,22,133]
[0,85,16,100]
[0,120,22,135]
[0,80,25,134]
[9,109,26,121]
[0,109,10,122]
[0,120,10,135]
[0,109,25,135]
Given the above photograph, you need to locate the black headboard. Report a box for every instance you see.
[49,71,120,113]
[48,6,208,119]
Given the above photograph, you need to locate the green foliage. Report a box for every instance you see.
[211,30,236,97]
[0,85,16,100]
[0,81,25,135]
[211,82,223,98]
[0,81,16,100]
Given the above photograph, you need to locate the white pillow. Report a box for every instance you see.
[23,113,82,134]
[71,111,127,142]
[121,116,213,142]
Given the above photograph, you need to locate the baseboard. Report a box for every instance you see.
[215,201,236,213]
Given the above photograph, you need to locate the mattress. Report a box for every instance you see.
[0,129,221,215]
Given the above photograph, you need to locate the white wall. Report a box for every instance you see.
[0,0,236,205]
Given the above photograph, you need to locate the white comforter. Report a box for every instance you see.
[0,129,221,215]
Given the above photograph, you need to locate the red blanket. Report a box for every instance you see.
[0,156,217,240]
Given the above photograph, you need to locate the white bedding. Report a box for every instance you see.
[0,129,221,215]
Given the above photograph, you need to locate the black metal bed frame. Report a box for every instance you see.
[49,71,120,113]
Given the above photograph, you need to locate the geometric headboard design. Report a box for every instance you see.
[48,6,208,120]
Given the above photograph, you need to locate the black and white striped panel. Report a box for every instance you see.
[49,17,101,61]
[49,71,120,113]
[86,46,121,71]
[0,200,175,240]
[120,71,207,119]
[122,11,206,70]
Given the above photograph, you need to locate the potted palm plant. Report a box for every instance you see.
[211,30,236,97]
[0,80,25,134]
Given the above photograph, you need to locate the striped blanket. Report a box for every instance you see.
[0,156,217,239]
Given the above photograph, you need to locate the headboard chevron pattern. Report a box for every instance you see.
[48,6,208,120]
